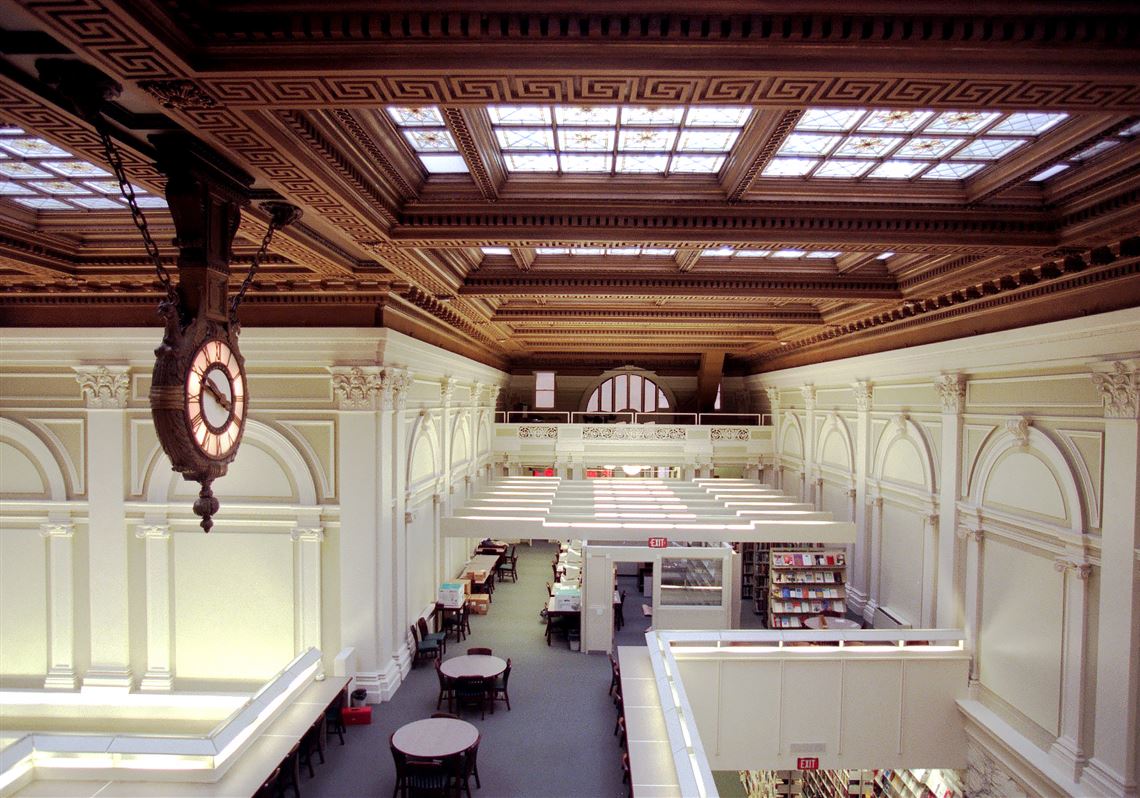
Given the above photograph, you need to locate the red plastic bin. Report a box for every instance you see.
[341,706,372,725]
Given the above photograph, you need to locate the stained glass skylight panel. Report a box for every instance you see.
[1028,164,1070,182]
[806,251,841,259]
[764,107,1071,183]
[386,106,469,174]
[489,103,753,176]
[0,126,162,211]
[528,247,674,258]
[1024,118,1136,184]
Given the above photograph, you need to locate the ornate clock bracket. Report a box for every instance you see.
[39,59,301,531]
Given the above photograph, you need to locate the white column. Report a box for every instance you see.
[934,373,966,627]
[330,366,385,699]
[813,477,824,512]
[292,526,324,658]
[1084,361,1140,796]
[1050,555,1093,782]
[958,523,984,684]
[136,524,174,691]
[765,387,781,489]
[40,522,76,690]
[74,365,132,690]
[851,383,872,610]
[440,377,456,494]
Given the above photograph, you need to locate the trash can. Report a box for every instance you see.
[568,630,581,652]
[351,688,367,708]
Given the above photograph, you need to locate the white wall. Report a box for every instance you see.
[0,328,504,702]
[753,307,1140,798]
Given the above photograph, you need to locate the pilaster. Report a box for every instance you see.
[1083,360,1139,796]
[40,522,76,690]
[291,526,324,658]
[921,511,939,628]
[864,493,885,625]
[801,385,816,506]
[388,368,413,668]
[330,366,384,684]
[74,364,132,691]
[934,373,967,628]
[135,524,174,691]
[1050,555,1093,783]
[957,521,985,685]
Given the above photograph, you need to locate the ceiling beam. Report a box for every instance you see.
[491,307,825,325]
[460,275,901,300]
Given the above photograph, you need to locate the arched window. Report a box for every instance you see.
[586,373,670,413]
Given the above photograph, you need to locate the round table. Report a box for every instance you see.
[441,654,507,680]
[391,717,478,758]
[803,616,862,630]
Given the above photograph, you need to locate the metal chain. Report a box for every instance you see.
[228,215,285,322]
[94,120,179,308]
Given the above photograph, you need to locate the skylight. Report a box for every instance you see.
[532,246,676,257]
[696,248,838,259]
[1027,119,1139,183]
[764,108,1069,183]
[386,107,470,174]
[488,104,752,176]
[0,127,164,212]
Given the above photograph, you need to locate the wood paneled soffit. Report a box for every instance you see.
[94,6,1140,83]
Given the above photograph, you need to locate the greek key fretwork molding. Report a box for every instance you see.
[1091,361,1139,419]
[74,365,130,409]
[935,373,967,414]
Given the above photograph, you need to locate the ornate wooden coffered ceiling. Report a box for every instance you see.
[0,2,1138,375]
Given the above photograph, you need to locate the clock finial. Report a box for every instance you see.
[194,482,219,533]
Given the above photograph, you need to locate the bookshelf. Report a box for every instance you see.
[768,549,847,629]
[739,769,962,798]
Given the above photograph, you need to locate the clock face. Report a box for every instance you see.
[185,338,247,460]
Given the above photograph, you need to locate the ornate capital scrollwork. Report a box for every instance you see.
[291,526,325,543]
[386,368,414,409]
[135,524,171,540]
[441,376,458,405]
[852,380,872,412]
[404,510,416,524]
[764,386,780,406]
[39,522,75,538]
[934,373,967,414]
[1005,416,1032,447]
[488,386,502,409]
[1054,557,1092,580]
[800,385,816,410]
[892,413,909,434]
[329,366,383,410]
[1091,361,1139,419]
[74,365,129,408]
[956,526,983,543]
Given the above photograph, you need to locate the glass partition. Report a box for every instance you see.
[659,556,724,606]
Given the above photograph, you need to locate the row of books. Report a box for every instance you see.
[771,599,846,614]
[774,586,843,599]
[773,571,839,584]
[772,551,846,567]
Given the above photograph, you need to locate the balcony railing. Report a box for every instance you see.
[495,410,772,425]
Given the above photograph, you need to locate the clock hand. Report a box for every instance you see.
[203,377,232,413]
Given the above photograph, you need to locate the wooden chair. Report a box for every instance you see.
[457,735,481,797]
[616,715,628,750]
[252,766,281,798]
[459,602,472,638]
[440,604,466,643]
[389,735,407,798]
[495,551,518,582]
[621,752,632,795]
[431,711,460,719]
[403,756,459,797]
[434,659,454,713]
[614,589,627,629]
[466,646,492,655]
[411,623,441,667]
[454,676,490,720]
[545,581,554,597]
[418,616,447,654]
[299,713,326,777]
[279,741,302,798]
[325,689,347,745]
[490,657,511,712]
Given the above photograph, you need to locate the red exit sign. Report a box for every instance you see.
[648,537,668,548]
[796,757,820,770]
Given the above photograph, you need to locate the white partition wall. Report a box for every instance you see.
[0,328,504,703]
[754,307,1140,798]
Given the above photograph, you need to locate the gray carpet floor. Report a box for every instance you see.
[304,541,630,798]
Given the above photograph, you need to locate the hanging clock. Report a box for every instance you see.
[38,58,300,532]
[185,337,247,460]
